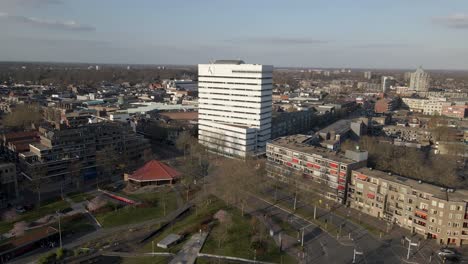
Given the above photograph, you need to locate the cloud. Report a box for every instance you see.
[227,36,328,45]
[432,13,468,29]
[351,43,415,49]
[0,0,62,8]
[0,12,95,31]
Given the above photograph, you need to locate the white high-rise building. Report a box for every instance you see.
[364,71,372,80]
[198,60,273,158]
[382,76,394,93]
[409,67,430,92]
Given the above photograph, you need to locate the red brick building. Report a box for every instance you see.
[442,104,467,119]
[374,98,398,114]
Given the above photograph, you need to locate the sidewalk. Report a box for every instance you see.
[169,231,209,264]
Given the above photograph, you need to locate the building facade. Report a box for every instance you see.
[18,121,150,191]
[0,163,18,208]
[375,98,398,114]
[442,104,468,119]
[348,167,468,246]
[266,135,368,204]
[409,67,430,92]
[198,60,273,157]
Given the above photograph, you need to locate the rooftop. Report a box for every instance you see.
[269,135,359,164]
[128,160,181,182]
[355,167,468,202]
[214,60,245,65]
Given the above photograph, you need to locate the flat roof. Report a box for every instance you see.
[214,60,245,65]
[269,135,357,164]
[355,167,468,202]
[157,234,181,248]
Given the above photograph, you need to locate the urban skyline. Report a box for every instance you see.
[1,0,468,69]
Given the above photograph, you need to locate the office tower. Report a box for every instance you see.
[198,60,273,158]
[409,67,430,92]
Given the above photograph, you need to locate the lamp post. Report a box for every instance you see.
[405,237,418,260]
[353,248,363,263]
[56,211,62,249]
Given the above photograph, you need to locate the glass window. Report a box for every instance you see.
[431,200,437,206]
[439,203,444,209]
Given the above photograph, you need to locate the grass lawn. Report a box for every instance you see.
[94,189,179,228]
[55,214,96,235]
[201,207,294,263]
[121,256,170,264]
[0,199,70,234]
[68,192,95,203]
[137,196,295,264]
[138,197,226,254]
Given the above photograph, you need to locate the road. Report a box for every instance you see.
[247,187,447,264]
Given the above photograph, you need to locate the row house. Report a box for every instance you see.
[348,167,468,246]
[266,135,368,204]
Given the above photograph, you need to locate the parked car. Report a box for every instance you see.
[15,206,26,214]
[438,248,458,260]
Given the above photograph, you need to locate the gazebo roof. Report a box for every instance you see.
[128,160,181,182]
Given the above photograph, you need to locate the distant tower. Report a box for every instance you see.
[382,76,393,93]
[409,66,430,92]
[364,71,372,80]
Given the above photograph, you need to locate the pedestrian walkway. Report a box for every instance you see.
[64,196,101,229]
[169,231,209,264]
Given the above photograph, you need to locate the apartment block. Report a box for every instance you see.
[442,104,468,119]
[266,135,368,204]
[374,98,398,114]
[0,163,18,208]
[348,167,468,246]
[401,98,426,112]
[18,121,150,190]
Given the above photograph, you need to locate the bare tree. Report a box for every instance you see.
[3,103,42,130]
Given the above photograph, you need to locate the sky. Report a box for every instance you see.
[0,0,468,69]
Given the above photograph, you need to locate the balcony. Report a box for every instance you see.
[413,220,426,227]
[418,195,429,201]
[414,212,428,220]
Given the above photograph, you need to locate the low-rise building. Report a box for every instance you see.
[401,98,426,112]
[348,167,468,246]
[266,135,368,204]
[375,98,399,114]
[442,104,468,119]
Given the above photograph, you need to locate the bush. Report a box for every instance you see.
[56,248,64,260]
[38,252,56,264]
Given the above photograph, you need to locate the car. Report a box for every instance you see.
[15,206,26,214]
[437,248,458,259]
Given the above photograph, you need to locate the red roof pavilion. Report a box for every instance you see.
[126,160,181,186]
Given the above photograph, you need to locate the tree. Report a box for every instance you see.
[175,131,192,160]
[3,103,42,130]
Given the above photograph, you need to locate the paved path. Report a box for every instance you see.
[169,232,209,264]
[64,196,102,229]
[9,203,191,264]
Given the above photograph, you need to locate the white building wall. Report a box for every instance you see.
[198,61,273,157]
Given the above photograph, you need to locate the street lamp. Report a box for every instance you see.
[405,237,418,260]
[353,248,363,263]
[56,211,62,249]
